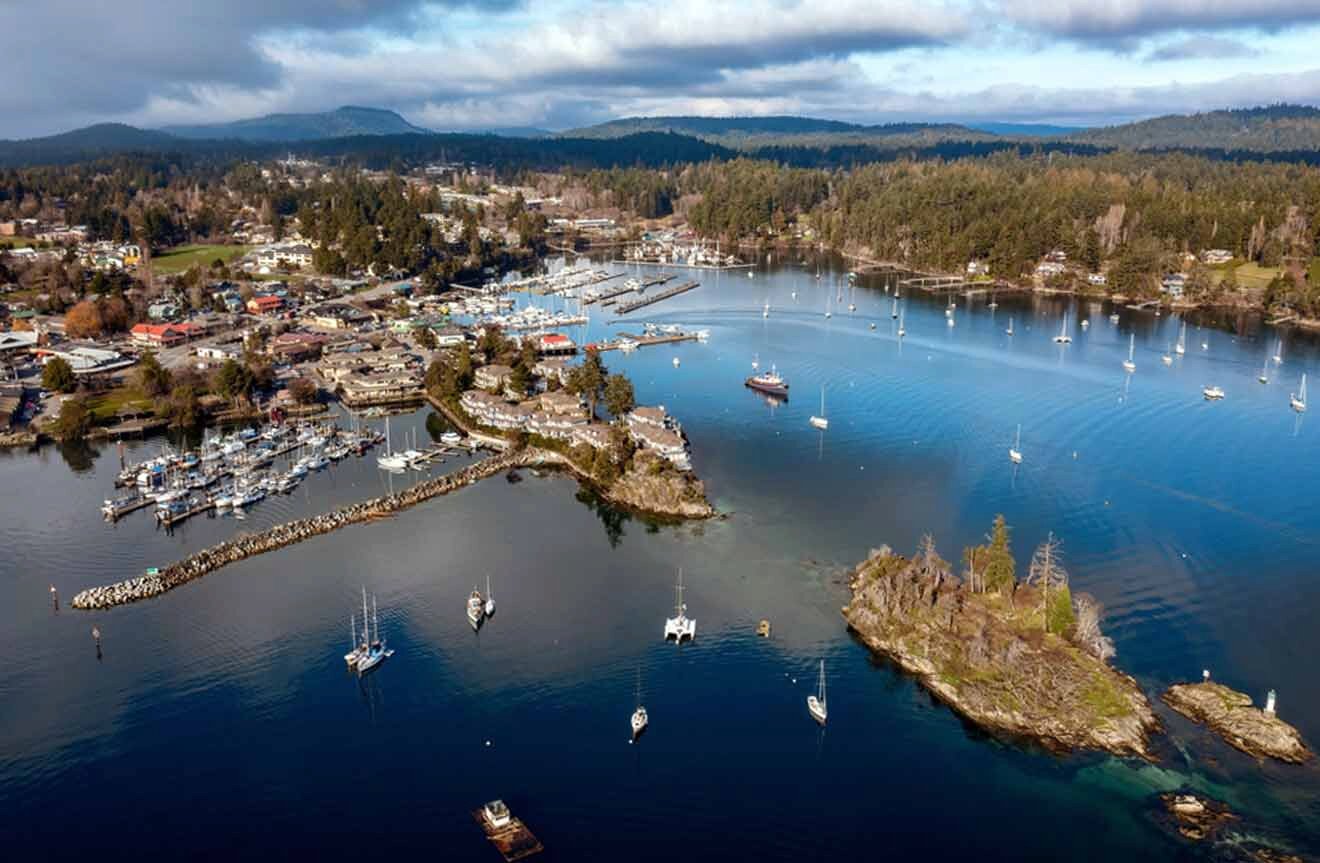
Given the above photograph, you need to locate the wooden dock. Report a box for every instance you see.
[586,283,638,306]
[899,275,976,291]
[472,809,543,861]
[615,280,699,314]
[157,500,216,528]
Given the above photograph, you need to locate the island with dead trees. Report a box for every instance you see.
[842,518,1159,758]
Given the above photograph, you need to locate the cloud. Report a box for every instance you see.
[1144,35,1261,61]
[999,0,1320,41]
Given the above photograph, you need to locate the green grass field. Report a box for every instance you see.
[152,244,252,275]
[84,386,154,423]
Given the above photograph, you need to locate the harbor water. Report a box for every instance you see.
[2,255,1319,860]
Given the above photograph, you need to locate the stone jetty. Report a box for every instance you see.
[72,450,530,611]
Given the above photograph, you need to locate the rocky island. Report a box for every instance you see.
[1164,681,1312,764]
[842,522,1159,758]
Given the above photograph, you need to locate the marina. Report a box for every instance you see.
[614,280,700,314]
[7,258,1320,862]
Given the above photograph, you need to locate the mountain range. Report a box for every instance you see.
[162,106,429,142]
[4,104,1320,168]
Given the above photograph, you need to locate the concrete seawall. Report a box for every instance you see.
[72,449,532,611]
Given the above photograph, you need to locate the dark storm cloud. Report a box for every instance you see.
[0,0,519,137]
[1001,0,1320,41]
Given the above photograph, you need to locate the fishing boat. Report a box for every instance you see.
[484,575,496,617]
[1175,321,1187,355]
[663,568,696,642]
[1291,373,1308,413]
[1122,333,1136,373]
[1203,385,1225,401]
[807,660,828,725]
[1053,317,1072,344]
[745,366,789,398]
[809,387,829,430]
[466,587,485,630]
[630,668,648,742]
[1009,424,1023,464]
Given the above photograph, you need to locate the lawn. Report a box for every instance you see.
[152,244,252,275]
[84,386,154,423]
[1206,261,1282,290]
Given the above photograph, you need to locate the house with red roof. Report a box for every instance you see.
[130,323,188,348]
[246,295,284,315]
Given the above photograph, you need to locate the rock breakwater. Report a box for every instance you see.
[72,450,528,610]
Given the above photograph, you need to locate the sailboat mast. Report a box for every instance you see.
[372,595,379,644]
[350,613,356,649]
[362,587,370,644]
[675,568,684,616]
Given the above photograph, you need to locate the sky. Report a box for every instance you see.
[5,0,1320,138]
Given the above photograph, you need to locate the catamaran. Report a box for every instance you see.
[663,568,696,642]
[1291,374,1308,413]
[1175,321,1187,355]
[1053,317,1072,344]
[1123,333,1136,373]
[807,660,828,725]
[1009,424,1023,464]
[809,387,829,430]
[630,667,648,741]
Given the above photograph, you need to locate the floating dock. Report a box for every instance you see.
[615,281,699,314]
[472,806,543,862]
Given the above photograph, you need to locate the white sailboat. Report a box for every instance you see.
[663,568,696,642]
[897,310,906,338]
[376,416,408,471]
[1175,321,1187,355]
[485,574,496,617]
[1259,355,1270,384]
[752,353,760,371]
[1009,424,1023,464]
[809,387,829,430]
[1203,385,1225,401]
[630,667,648,741]
[1123,333,1136,373]
[807,660,828,725]
[1273,337,1284,365]
[1006,317,1014,336]
[1162,343,1173,365]
[763,302,770,319]
[1291,373,1307,413]
[353,589,393,674]
[1053,316,1072,344]
[891,297,899,319]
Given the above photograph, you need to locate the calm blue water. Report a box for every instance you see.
[2,256,1318,860]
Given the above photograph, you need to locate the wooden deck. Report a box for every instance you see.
[472,810,543,861]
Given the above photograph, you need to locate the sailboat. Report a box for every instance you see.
[807,660,828,725]
[762,302,770,319]
[1291,374,1308,413]
[1123,333,1136,373]
[630,667,648,741]
[1175,321,1187,355]
[1259,355,1270,384]
[353,589,393,674]
[345,610,364,668]
[484,575,496,617]
[891,298,899,319]
[663,568,696,642]
[1009,424,1023,464]
[752,353,760,371]
[897,310,907,338]
[1006,317,1014,336]
[1053,316,1072,344]
[824,292,832,319]
[467,586,485,630]
[1273,338,1284,365]
[376,416,408,471]
[809,387,829,430]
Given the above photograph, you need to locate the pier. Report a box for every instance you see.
[615,281,699,314]
[156,500,216,528]
[898,275,977,291]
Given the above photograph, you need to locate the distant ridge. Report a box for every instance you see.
[967,122,1083,137]
[162,106,431,142]
[562,115,995,148]
[1066,104,1320,152]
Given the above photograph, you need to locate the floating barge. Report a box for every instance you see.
[615,281,699,314]
[472,800,543,861]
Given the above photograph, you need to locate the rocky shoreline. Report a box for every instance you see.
[842,542,1159,758]
[72,449,535,610]
[1164,682,1312,764]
